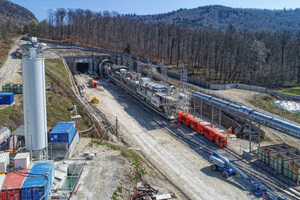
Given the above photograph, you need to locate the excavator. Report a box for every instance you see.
[209,151,267,196]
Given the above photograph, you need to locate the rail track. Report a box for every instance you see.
[49,60,300,199]
[116,88,300,199]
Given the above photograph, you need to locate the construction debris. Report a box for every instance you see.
[130,183,175,200]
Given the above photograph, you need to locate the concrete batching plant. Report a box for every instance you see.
[22,48,48,160]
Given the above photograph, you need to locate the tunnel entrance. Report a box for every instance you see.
[77,63,89,74]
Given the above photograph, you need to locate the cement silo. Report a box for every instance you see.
[22,48,48,160]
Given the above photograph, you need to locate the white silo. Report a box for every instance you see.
[22,48,48,160]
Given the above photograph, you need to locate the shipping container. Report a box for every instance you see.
[49,131,79,159]
[1,170,28,200]
[14,153,30,170]
[0,152,10,173]
[21,161,54,200]
[50,122,76,146]
[0,93,14,105]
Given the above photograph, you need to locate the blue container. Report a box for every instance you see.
[21,161,54,200]
[50,121,76,146]
[0,92,14,105]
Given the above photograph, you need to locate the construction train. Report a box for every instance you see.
[106,65,179,120]
[177,111,228,147]
[105,63,300,147]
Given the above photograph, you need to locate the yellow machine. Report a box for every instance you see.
[91,96,99,104]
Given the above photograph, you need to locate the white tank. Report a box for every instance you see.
[22,48,47,151]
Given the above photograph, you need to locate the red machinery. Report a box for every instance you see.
[177,112,228,147]
[90,80,97,88]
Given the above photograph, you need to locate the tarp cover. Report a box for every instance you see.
[273,101,300,113]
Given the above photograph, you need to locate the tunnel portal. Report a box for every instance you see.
[77,63,89,74]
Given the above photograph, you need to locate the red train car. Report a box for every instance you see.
[177,112,199,130]
[176,112,228,147]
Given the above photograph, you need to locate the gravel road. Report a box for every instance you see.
[0,38,23,86]
[75,74,254,200]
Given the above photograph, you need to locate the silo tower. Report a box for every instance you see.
[22,48,48,160]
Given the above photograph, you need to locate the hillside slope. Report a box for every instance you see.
[135,5,300,33]
[0,0,36,22]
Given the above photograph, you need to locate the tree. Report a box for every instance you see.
[124,43,131,54]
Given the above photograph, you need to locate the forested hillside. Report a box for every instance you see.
[134,5,300,34]
[36,8,300,88]
[0,0,36,38]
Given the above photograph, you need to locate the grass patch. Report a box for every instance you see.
[248,94,300,124]
[45,58,72,88]
[93,141,147,181]
[277,87,300,96]
[45,75,92,131]
[0,35,19,68]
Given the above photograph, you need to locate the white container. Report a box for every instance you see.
[68,131,79,158]
[0,127,11,145]
[14,152,30,169]
[22,49,47,151]
[0,152,10,173]
[0,174,6,188]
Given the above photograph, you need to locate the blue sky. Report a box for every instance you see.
[9,0,300,21]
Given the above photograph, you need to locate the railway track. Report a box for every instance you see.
[118,90,300,199]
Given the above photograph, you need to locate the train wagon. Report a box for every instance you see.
[177,112,228,147]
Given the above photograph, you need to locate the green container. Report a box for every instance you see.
[269,153,284,173]
[283,159,300,182]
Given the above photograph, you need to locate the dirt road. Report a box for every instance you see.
[76,74,254,200]
[0,38,23,86]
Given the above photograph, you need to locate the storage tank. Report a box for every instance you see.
[22,48,47,158]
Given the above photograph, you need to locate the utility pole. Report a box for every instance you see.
[115,116,118,137]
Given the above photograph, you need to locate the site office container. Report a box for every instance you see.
[21,161,54,200]
[0,152,10,173]
[1,170,29,200]
[50,121,76,147]
[0,92,14,105]
[14,152,30,170]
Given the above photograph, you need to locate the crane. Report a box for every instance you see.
[209,151,267,196]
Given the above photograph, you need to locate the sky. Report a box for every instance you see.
[9,0,300,21]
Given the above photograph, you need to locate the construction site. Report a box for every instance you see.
[0,37,299,200]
